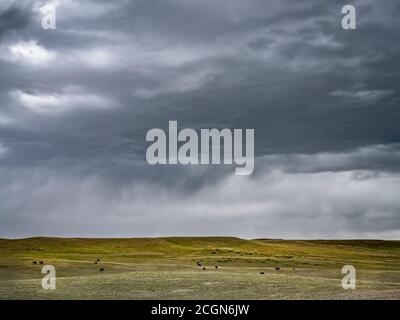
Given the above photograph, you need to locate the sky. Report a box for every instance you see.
[0,0,399,239]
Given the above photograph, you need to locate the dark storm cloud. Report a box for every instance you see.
[0,0,399,238]
[0,4,32,39]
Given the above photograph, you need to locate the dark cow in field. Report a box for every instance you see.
[39,261,44,265]
[99,268,104,272]
[215,266,218,269]
[275,267,280,270]
[197,262,202,267]
[32,261,37,264]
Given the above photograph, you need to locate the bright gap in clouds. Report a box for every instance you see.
[10,90,116,114]
[6,41,55,65]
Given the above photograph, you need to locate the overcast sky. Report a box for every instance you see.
[0,0,399,239]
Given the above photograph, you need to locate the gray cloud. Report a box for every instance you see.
[1,163,399,239]
[0,4,32,39]
[0,0,399,238]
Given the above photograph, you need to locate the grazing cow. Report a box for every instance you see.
[260,272,265,274]
[215,266,218,269]
[97,259,100,262]
[32,261,37,264]
[275,267,280,270]
[203,267,206,270]
[197,262,202,267]
[95,262,98,264]
[39,261,44,265]
[99,268,104,272]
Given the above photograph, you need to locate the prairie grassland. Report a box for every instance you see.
[0,237,399,299]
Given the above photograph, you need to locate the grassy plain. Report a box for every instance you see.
[0,237,399,299]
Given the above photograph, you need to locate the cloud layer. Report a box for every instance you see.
[0,0,399,238]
